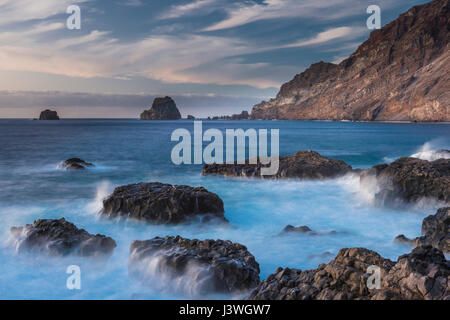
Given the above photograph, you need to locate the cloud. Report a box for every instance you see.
[0,0,89,26]
[201,0,389,31]
[160,0,216,19]
[120,0,144,7]
[284,26,367,48]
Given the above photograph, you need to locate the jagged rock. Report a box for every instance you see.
[140,97,181,120]
[128,236,260,295]
[251,0,450,121]
[101,182,226,224]
[39,109,59,120]
[417,207,449,252]
[248,246,449,300]
[58,158,94,170]
[397,207,449,253]
[360,157,450,205]
[10,218,116,257]
[202,150,352,179]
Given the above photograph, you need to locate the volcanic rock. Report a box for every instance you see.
[10,218,116,257]
[59,158,94,170]
[248,245,449,300]
[128,236,260,295]
[202,150,352,179]
[39,109,60,120]
[360,157,450,205]
[140,96,181,120]
[101,182,225,224]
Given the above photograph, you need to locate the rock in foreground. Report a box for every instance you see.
[102,182,225,224]
[360,157,450,205]
[140,96,181,120]
[248,246,449,300]
[128,236,260,296]
[39,109,60,120]
[59,158,94,170]
[10,218,116,257]
[202,150,352,179]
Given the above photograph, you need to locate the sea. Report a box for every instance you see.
[0,119,448,299]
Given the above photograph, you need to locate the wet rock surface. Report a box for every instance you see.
[102,182,225,224]
[395,207,449,253]
[59,158,94,170]
[10,218,116,257]
[248,246,449,300]
[140,96,181,120]
[39,109,59,120]
[202,150,352,179]
[128,236,260,295]
[360,157,450,205]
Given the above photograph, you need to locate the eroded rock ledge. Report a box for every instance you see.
[10,218,116,257]
[102,182,226,224]
[360,157,450,205]
[248,246,449,300]
[202,150,352,179]
[128,236,260,295]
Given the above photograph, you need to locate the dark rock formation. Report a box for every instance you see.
[187,115,195,120]
[140,96,181,120]
[282,225,316,235]
[128,236,260,295]
[395,207,449,253]
[102,182,226,224]
[39,109,59,120]
[59,158,94,170]
[280,225,346,236]
[248,246,449,300]
[360,157,449,205]
[394,234,417,246]
[10,218,116,257]
[208,110,250,120]
[202,150,352,179]
[251,0,449,121]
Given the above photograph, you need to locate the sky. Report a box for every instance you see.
[0,0,430,118]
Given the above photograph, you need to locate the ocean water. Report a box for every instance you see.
[0,119,448,299]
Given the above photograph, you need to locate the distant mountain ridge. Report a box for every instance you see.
[251,0,449,121]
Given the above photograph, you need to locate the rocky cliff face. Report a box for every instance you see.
[140,96,181,120]
[251,0,449,121]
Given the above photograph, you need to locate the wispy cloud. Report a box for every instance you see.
[202,0,369,31]
[0,0,89,26]
[284,26,367,48]
[120,0,143,7]
[160,0,216,19]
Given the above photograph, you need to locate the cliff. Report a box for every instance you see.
[251,0,449,121]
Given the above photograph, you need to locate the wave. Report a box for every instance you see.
[410,141,449,161]
[86,181,114,214]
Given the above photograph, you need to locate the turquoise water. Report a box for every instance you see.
[0,119,448,299]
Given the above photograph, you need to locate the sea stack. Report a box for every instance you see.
[39,109,60,120]
[140,96,181,120]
